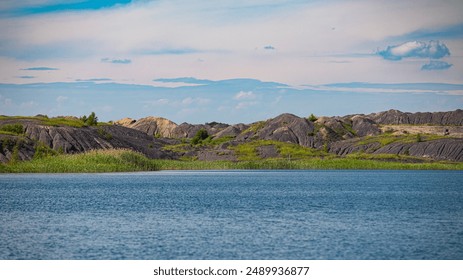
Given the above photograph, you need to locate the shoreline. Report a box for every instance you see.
[1,149,462,173]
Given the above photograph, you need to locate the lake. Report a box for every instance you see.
[1,170,462,259]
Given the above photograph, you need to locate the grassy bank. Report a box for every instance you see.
[0,149,158,173]
[1,149,462,173]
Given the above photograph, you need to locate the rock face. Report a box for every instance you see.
[237,113,315,147]
[0,122,175,163]
[171,122,229,138]
[351,115,381,137]
[117,116,178,138]
[213,123,249,138]
[367,109,463,125]
[114,117,136,126]
[329,138,463,162]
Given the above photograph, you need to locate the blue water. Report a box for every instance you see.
[1,170,462,260]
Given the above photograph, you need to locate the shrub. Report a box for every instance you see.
[308,113,318,122]
[34,143,58,159]
[80,112,98,126]
[191,128,209,145]
[0,123,24,135]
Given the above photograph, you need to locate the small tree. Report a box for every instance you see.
[308,113,318,122]
[80,112,98,126]
[191,128,209,145]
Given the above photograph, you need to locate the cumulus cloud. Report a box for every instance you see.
[101,58,131,64]
[378,40,450,61]
[234,91,256,100]
[421,60,453,71]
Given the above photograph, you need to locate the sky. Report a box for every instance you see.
[0,0,462,124]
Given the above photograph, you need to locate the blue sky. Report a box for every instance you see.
[1,0,462,123]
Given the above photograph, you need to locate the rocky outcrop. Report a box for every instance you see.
[329,138,463,162]
[171,122,229,138]
[374,139,463,161]
[329,140,381,156]
[2,109,462,164]
[351,115,381,137]
[367,109,463,125]
[237,113,315,147]
[115,117,136,126]
[0,122,175,163]
[213,123,249,138]
[117,116,178,138]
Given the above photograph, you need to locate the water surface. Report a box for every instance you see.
[1,170,462,259]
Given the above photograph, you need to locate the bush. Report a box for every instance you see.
[80,112,98,126]
[191,128,209,145]
[308,113,318,122]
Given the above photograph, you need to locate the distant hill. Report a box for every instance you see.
[1,109,462,164]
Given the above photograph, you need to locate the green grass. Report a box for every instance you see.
[152,158,463,170]
[230,140,328,161]
[1,149,462,173]
[241,121,265,134]
[0,149,158,173]
[0,123,24,135]
[356,133,451,147]
[0,115,86,127]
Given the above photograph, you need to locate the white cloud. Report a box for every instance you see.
[56,95,68,104]
[181,97,210,106]
[378,41,450,60]
[236,101,257,110]
[234,91,256,100]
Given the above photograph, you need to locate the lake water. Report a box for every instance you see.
[1,170,462,260]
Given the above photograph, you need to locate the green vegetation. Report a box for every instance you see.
[97,127,113,140]
[33,143,60,159]
[2,148,462,173]
[0,149,158,173]
[356,133,450,147]
[80,112,98,126]
[191,128,209,145]
[308,113,318,122]
[241,121,265,134]
[341,122,356,136]
[0,123,24,135]
[230,140,330,161]
[0,115,85,127]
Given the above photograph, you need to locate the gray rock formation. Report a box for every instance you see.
[2,109,462,164]
[367,109,463,125]
[0,122,175,163]
[351,115,381,137]
[237,113,315,147]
